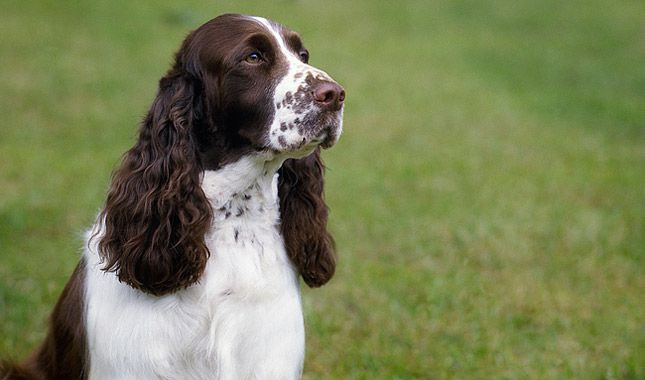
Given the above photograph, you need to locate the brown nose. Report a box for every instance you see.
[313,81,345,111]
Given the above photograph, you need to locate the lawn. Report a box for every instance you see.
[1,0,643,379]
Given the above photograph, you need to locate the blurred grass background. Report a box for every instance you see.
[1,0,643,378]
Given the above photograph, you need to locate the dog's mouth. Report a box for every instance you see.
[304,117,342,150]
[318,125,341,149]
[277,124,340,158]
[310,105,343,147]
[266,102,343,155]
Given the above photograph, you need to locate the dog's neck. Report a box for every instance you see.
[201,154,286,221]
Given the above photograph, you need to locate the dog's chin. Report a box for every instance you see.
[291,143,317,158]
[268,139,317,160]
[267,120,342,159]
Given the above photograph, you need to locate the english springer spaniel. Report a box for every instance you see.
[1,14,344,380]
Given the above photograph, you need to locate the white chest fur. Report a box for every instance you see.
[84,156,305,380]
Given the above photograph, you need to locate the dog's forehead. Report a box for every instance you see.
[196,14,304,58]
[248,16,303,51]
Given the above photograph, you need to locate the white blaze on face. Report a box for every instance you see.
[251,16,343,154]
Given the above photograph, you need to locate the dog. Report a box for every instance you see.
[1,13,344,379]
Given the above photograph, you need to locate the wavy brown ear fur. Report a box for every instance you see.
[97,64,212,296]
[278,148,336,287]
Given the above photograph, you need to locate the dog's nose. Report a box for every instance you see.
[313,81,345,111]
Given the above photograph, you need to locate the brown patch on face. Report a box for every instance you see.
[175,14,293,169]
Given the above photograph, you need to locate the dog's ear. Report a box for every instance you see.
[278,148,336,287]
[97,64,212,296]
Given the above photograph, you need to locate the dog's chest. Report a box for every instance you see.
[86,171,305,379]
[202,170,299,296]
[198,171,305,377]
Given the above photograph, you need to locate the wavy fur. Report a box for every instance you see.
[97,65,212,296]
[279,148,336,287]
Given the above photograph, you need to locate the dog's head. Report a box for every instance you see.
[176,13,344,165]
[97,14,343,295]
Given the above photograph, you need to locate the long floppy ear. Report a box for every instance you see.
[278,147,336,287]
[97,67,212,296]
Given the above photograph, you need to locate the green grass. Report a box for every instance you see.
[1,0,643,378]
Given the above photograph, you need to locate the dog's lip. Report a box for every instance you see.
[320,135,335,149]
[312,132,335,150]
[320,122,342,148]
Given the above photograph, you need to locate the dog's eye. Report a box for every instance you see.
[299,50,309,63]
[244,52,263,64]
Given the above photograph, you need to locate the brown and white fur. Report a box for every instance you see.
[1,13,344,380]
